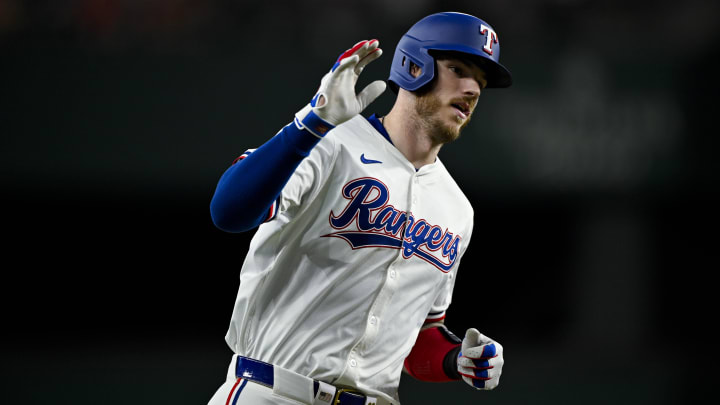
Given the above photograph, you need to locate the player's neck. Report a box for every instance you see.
[382,104,443,170]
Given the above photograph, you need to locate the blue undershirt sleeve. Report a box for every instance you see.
[210,122,323,233]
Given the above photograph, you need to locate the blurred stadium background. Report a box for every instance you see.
[1,0,717,404]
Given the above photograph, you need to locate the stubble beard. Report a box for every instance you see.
[413,92,472,145]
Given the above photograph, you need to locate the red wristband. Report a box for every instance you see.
[404,326,461,382]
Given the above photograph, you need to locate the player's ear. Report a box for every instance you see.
[409,61,422,78]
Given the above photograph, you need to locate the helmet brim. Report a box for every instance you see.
[428,48,512,88]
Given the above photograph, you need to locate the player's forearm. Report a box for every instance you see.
[210,122,321,233]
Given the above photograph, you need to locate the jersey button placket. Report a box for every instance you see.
[412,175,419,205]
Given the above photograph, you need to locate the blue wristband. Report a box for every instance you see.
[297,109,335,138]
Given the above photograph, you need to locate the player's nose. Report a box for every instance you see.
[461,77,481,98]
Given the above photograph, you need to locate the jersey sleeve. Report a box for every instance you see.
[273,128,339,219]
[210,121,330,233]
[227,148,280,224]
[425,275,457,323]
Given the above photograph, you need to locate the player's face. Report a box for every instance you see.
[414,58,487,144]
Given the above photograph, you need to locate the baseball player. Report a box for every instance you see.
[207,12,512,405]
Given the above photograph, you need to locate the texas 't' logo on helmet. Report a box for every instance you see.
[479,24,498,55]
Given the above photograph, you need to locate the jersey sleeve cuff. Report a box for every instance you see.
[425,311,446,323]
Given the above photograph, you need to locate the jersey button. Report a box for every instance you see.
[390,270,396,279]
[349,359,357,367]
[369,316,377,325]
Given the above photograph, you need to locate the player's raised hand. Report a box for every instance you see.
[457,328,504,390]
[295,40,387,138]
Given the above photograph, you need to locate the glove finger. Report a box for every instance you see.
[362,39,379,56]
[332,54,360,75]
[356,80,387,111]
[355,48,382,75]
[462,342,497,360]
[457,356,492,370]
[348,39,377,58]
[462,328,483,350]
[337,41,367,61]
[461,375,485,389]
[463,357,502,375]
[459,366,489,390]
[484,377,500,390]
[459,367,501,390]
[347,39,378,65]
[459,364,490,380]
[332,40,372,71]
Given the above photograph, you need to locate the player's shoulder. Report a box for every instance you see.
[433,159,474,213]
[322,115,389,156]
[329,114,377,138]
[301,115,378,167]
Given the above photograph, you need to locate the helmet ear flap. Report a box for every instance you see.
[408,58,440,95]
[389,55,414,93]
[389,47,436,92]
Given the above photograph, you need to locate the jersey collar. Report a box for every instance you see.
[365,114,445,173]
[366,114,394,145]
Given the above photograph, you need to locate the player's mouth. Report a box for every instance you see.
[450,101,472,120]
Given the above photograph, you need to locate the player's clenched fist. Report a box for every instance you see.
[295,39,387,138]
[457,328,504,390]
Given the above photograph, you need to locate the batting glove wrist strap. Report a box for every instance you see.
[444,345,462,380]
[295,39,386,136]
[294,105,334,138]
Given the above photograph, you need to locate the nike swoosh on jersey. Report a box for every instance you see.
[360,154,382,164]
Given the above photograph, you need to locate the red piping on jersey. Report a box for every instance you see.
[264,201,276,222]
[232,154,248,165]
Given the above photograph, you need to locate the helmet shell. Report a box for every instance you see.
[389,12,512,91]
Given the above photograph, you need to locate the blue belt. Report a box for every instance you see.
[235,356,369,405]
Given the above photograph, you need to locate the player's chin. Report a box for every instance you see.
[450,114,471,136]
[432,121,462,144]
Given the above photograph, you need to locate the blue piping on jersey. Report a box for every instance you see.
[367,114,394,145]
[367,114,422,172]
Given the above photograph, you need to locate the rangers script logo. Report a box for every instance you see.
[323,177,461,272]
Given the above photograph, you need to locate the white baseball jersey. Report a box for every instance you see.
[224,114,474,404]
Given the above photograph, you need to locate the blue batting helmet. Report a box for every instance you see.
[389,12,512,91]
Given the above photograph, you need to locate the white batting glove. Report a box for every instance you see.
[457,328,504,390]
[295,39,387,138]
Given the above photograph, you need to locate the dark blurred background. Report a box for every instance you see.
[1,0,718,404]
